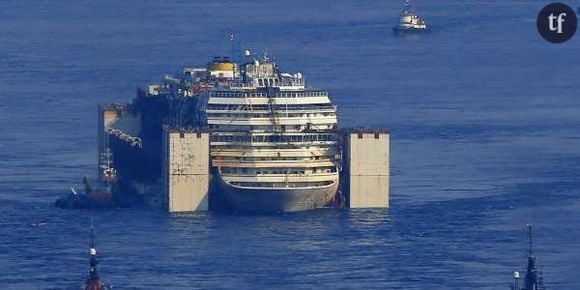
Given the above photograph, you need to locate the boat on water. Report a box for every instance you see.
[394,0,428,33]
[55,177,116,209]
[510,224,546,290]
[55,150,118,209]
[82,222,111,290]
[99,50,341,213]
[198,54,340,212]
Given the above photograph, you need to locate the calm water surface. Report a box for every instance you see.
[1,0,579,289]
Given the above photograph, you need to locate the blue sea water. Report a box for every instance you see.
[1,0,579,289]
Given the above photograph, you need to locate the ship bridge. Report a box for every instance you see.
[241,57,305,90]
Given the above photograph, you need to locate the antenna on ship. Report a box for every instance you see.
[510,223,545,290]
[229,32,245,80]
[229,32,235,59]
[527,223,533,259]
[84,216,106,290]
[524,223,538,290]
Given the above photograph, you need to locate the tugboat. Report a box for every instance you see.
[83,221,111,290]
[55,150,118,209]
[394,0,428,33]
[55,177,115,209]
[510,224,546,290]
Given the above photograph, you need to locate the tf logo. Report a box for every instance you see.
[537,2,577,43]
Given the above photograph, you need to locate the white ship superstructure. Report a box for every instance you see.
[394,0,428,32]
[196,55,340,211]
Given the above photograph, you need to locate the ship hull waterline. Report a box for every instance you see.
[215,175,339,213]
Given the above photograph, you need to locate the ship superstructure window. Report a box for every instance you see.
[205,104,336,111]
[210,134,337,143]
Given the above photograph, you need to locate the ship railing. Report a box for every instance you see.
[205,104,336,111]
[227,180,335,189]
[209,91,328,98]
[211,141,338,147]
[213,158,337,166]
[276,79,305,87]
[220,171,338,176]
[274,91,327,98]
[205,108,337,114]
[210,133,338,143]
[206,111,336,118]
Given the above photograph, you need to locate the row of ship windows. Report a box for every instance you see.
[214,144,336,150]
[209,124,336,132]
[217,156,331,162]
[210,91,328,98]
[207,112,335,118]
[221,167,337,175]
[257,78,276,87]
[230,181,334,188]
[256,168,335,174]
[210,92,247,98]
[205,104,335,111]
[274,92,328,98]
[210,134,338,143]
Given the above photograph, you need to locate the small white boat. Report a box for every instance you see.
[394,0,428,32]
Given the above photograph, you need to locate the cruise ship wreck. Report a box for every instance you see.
[98,51,390,213]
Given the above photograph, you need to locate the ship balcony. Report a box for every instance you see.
[206,113,337,120]
[210,148,339,158]
[208,96,332,106]
[207,116,337,126]
[209,128,335,134]
[212,159,337,168]
[210,141,338,147]
[204,108,337,115]
[205,104,336,111]
[219,172,339,184]
[209,91,328,99]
